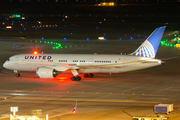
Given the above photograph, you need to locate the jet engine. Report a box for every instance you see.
[36,67,59,78]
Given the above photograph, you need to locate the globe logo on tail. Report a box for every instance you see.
[130,26,166,58]
[132,40,155,58]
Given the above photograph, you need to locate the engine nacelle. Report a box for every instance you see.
[36,67,59,78]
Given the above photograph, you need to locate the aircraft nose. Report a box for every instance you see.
[3,62,7,68]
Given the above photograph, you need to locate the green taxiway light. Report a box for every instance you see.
[12,14,21,18]
[47,41,49,44]
[40,41,42,43]
[44,41,46,43]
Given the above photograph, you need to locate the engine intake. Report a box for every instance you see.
[36,67,59,78]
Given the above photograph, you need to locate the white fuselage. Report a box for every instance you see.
[3,53,161,74]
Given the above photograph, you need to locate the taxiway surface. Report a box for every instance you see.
[0,39,180,120]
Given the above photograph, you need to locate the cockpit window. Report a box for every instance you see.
[7,59,10,61]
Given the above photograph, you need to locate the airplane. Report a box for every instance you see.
[3,26,166,81]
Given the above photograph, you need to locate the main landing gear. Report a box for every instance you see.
[84,73,94,78]
[71,76,81,81]
[71,73,94,81]
[14,70,20,77]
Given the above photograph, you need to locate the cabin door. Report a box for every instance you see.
[89,58,93,65]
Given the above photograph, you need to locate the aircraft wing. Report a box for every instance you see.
[47,62,131,72]
[45,64,80,72]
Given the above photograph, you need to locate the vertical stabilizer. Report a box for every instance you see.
[130,26,166,58]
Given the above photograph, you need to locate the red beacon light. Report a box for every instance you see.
[33,51,38,55]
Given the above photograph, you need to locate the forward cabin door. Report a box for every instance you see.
[89,58,93,65]
[14,57,19,64]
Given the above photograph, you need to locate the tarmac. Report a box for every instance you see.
[0,37,180,120]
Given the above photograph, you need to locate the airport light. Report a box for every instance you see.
[6,26,12,29]
[21,17,25,19]
[174,33,177,37]
[9,16,13,18]
[98,37,104,40]
[12,14,21,18]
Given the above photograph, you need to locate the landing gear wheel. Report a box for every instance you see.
[89,73,94,78]
[84,73,88,78]
[71,76,81,81]
[16,74,20,77]
[76,76,81,81]
[71,77,76,81]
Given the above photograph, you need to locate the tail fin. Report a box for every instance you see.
[130,26,166,58]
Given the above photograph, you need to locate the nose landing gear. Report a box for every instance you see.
[14,70,20,77]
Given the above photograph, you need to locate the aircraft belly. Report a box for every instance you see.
[79,62,160,73]
[79,67,123,73]
[120,62,160,72]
